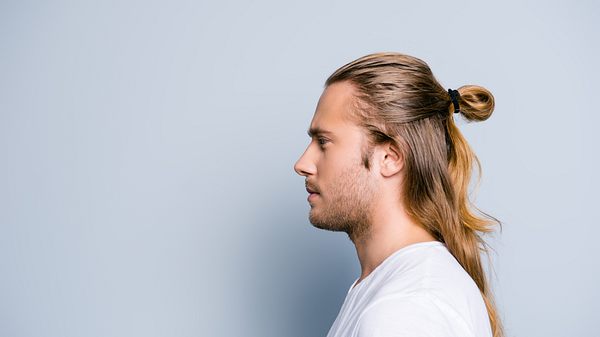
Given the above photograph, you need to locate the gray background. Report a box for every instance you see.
[1,0,598,336]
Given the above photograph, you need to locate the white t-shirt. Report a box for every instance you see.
[325,241,493,337]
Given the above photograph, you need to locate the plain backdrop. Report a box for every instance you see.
[1,1,598,336]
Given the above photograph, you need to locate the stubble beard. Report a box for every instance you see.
[308,162,378,242]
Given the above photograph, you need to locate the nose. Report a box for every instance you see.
[294,145,316,177]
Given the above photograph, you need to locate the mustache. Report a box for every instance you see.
[305,181,320,193]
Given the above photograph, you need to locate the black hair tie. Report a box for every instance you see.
[447,89,460,114]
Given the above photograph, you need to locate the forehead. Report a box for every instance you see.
[309,81,362,137]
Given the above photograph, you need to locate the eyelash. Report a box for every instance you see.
[317,137,328,147]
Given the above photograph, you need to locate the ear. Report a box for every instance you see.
[378,142,404,178]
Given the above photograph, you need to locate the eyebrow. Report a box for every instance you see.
[307,127,334,138]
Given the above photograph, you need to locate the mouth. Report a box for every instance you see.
[307,190,320,203]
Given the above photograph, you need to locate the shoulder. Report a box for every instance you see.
[355,293,476,337]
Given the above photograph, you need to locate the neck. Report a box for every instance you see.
[349,197,437,288]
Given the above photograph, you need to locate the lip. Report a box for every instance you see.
[308,192,319,202]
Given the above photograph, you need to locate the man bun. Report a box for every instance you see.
[455,85,495,122]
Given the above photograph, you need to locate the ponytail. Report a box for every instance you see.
[444,84,504,337]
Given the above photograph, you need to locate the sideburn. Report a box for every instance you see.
[360,128,397,171]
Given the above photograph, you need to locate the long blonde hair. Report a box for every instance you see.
[326,52,504,337]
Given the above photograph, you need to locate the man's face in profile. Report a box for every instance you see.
[294,81,379,240]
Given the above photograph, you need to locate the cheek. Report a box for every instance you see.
[317,160,342,179]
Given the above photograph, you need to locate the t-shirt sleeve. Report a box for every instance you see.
[356,295,470,337]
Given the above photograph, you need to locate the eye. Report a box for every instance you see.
[317,137,329,148]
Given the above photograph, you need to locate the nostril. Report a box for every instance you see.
[296,169,308,177]
[294,159,309,176]
[296,168,309,177]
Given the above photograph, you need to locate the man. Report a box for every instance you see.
[294,52,503,337]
